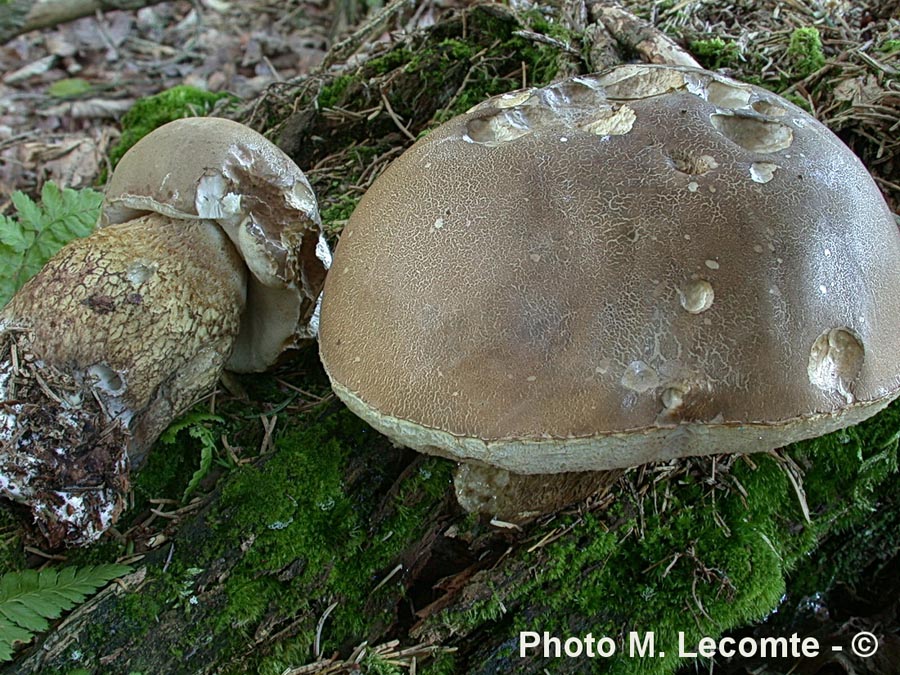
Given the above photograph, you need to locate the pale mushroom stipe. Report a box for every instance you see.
[318,64,900,519]
[0,118,329,547]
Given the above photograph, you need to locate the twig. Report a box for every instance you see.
[512,29,581,57]
[0,0,169,44]
[379,89,417,141]
[314,601,339,659]
[321,0,414,69]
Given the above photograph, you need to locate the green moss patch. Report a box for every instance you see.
[424,400,900,674]
[203,406,452,674]
[690,38,741,70]
[108,85,235,169]
[786,27,826,79]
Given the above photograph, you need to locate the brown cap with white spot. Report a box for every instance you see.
[104,117,330,372]
[319,64,900,474]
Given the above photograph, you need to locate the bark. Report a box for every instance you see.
[0,0,167,44]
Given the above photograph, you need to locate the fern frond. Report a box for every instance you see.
[0,182,102,308]
[160,412,224,445]
[0,564,130,661]
[160,412,225,502]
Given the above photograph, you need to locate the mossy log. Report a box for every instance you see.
[5,4,900,675]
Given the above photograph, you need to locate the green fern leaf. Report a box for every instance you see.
[0,564,130,661]
[8,192,42,235]
[0,182,102,308]
[0,214,32,252]
[0,601,48,633]
[160,412,224,445]
[183,430,216,502]
[0,618,31,659]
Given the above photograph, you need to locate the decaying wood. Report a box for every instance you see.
[587,2,700,68]
[0,0,167,44]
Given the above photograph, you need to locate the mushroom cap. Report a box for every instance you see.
[319,64,900,474]
[103,117,329,372]
[0,214,245,545]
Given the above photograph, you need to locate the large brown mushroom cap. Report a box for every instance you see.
[103,117,329,372]
[319,64,900,475]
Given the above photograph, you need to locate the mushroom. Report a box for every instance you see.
[0,117,328,547]
[318,65,900,520]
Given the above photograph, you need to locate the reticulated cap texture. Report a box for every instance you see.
[103,117,330,372]
[319,65,900,474]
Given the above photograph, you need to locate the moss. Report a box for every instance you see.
[690,38,741,70]
[361,653,405,674]
[420,651,457,675]
[786,27,826,79]
[320,191,361,233]
[120,592,165,633]
[782,92,813,112]
[878,39,900,54]
[368,48,415,76]
[108,85,235,169]
[131,419,205,505]
[439,590,509,637]
[365,10,564,125]
[197,405,453,673]
[425,400,900,673]
[60,537,126,569]
[786,473,900,605]
[318,75,355,109]
[0,508,26,576]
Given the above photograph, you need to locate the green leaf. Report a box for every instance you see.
[0,564,130,661]
[0,601,48,632]
[0,617,32,652]
[183,435,215,502]
[9,192,42,233]
[0,181,102,308]
[160,412,223,445]
[0,214,32,252]
[47,78,92,99]
[159,412,224,503]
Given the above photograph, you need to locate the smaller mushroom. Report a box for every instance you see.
[0,118,328,547]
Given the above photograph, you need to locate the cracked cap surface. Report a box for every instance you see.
[0,215,246,545]
[104,116,330,372]
[319,65,900,474]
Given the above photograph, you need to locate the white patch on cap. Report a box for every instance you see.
[86,363,126,395]
[307,294,323,338]
[581,105,637,136]
[238,216,281,286]
[315,233,333,270]
[287,178,320,219]
[750,162,779,183]
[494,89,535,109]
[74,366,134,427]
[196,173,242,218]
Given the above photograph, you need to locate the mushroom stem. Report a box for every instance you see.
[454,463,623,521]
[0,214,246,547]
